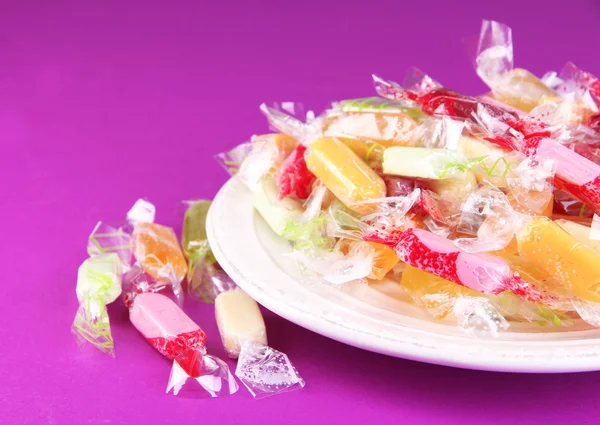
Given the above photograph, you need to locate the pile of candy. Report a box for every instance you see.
[72,199,304,398]
[217,20,600,336]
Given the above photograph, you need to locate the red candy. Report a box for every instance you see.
[395,229,461,284]
[276,145,316,200]
[147,329,207,361]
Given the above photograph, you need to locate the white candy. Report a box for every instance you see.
[252,178,303,237]
[215,290,267,359]
[382,147,466,180]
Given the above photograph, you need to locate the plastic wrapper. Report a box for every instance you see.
[182,200,237,303]
[129,292,238,397]
[71,253,123,356]
[322,97,422,146]
[131,222,186,306]
[455,186,531,253]
[215,291,305,398]
[216,135,296,191]
[474,20,556,112]
[516,218,600,303]
[260,103,322,146]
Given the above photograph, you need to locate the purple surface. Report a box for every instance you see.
[2,1,600,424]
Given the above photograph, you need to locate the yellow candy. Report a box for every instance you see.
[516,218,600,303]
[507,189,553,217]
[493,252,559,293]
[305,138,386,214]
[400,265,478,319]
[493,68,556,112]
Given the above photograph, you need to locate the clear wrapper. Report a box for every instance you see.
[129,292,238,397]
[182,200,237,303]
[455,185,531,253]
[131,222,186,306]
[236,342,305,399]
[474,20,556,113]
[72,253,123,356]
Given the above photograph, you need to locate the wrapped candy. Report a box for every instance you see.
[182,200,237,302]
[129,292,238,397]
[215,290,305,398]
[305,137,386,214]
[474,20,556,112]
[516,218,600,303]
[131,222,186,306]
[71,253,123,356]
[322,97,421,146]
[395,227,555,305]
[180,201,305,398]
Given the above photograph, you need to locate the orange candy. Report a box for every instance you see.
[367,241,400,280]
[132,223,187,284]
[338,240,399,281]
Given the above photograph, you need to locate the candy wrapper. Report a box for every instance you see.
[72,199,154,356]
[182,200,237,302]
[216,290,305,398]
[71,253,123,356]
[181,200,305,398]
[129,292,238,397]
[474,20,556,113]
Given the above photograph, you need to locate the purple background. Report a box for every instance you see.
[2,1,600,424]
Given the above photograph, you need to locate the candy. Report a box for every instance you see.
[305,137,386,213]
[129,292,238,397]
[395,228,549,303]
[72,253,123,356]
[367,241,399,280]
[382,147,467,179]
[253,177,304,237]
[130,292,207,359]
[182,200,211,260]
[535,138,600,213]
[474,20,556,113]
[182,200,237,302]
[492,69,556,113]
[215,290,268,359]
[401,265,510,335]
[322,97,420,145]
[555,219,600,254]
[253,133,297,169]
[516,218,600,303]
[276,144,316,200]
[429,171,478,204]
[132,222,187,285]
[339,240,399,280]
[401,265,477,319]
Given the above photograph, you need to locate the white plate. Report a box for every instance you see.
[207,176,600,373]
